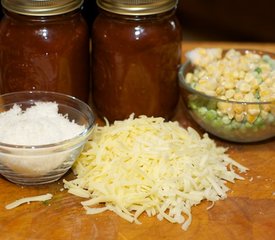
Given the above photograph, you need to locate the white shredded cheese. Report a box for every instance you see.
[64,115,248,231]
[0,101,85,176]
[0,101,85,146]
[5,193,53,210]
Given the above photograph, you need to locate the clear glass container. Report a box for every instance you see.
[0,91,95,185]
[178,49,275,143]
[0,0,90,102]
[92,0,182,122]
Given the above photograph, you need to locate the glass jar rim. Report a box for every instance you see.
[96,0,178,16]
[1,0,84,16]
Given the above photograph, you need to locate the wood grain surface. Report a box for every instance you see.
[0,42,275,240]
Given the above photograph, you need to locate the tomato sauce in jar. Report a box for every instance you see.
[0,0,90,102]
[92,0,182,122]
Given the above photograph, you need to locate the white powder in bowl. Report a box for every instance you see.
[0,101,85,146]
[0,101,86,177]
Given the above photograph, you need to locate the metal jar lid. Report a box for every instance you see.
[96,0,178,16]
[1,0,84,16]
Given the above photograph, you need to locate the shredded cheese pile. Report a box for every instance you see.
[64,115,247,230]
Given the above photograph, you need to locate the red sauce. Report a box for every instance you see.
[0,10,90,102]
[92,10,182,122]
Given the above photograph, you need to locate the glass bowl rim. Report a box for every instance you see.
[0,90,95,150]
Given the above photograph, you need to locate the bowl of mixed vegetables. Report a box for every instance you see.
[179,48,275,142]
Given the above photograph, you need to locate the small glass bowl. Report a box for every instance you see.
[178,51,275,143]
[0,91,95,185]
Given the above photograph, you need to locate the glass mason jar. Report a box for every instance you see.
[0,0,90,103]
[92,0,182,122]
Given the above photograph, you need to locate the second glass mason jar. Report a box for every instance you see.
[92,0,182,122]
[0,0,90,102]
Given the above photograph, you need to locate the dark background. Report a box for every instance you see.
[177,0,275,42]
[1,0,275,42]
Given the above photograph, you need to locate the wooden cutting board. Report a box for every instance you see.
[0,42,275,240]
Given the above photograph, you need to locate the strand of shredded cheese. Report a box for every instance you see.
[64,115,248,230]
[5,193,53,210]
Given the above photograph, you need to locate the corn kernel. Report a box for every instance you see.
[244,73,254,83]
[225,89,235,99]
[233,71,239,78]
[260,89,272,101]
[239,70,245,79]
[185,73,193,83]
[235,113,245,122]
[198,71,205,79]
[246,114,257,123]
[244,93,255,102]
[217,110,223,116]
[247,105,260,116]
[261,87,267,95]
[217,102,231,113]
[263,78,272,87]
[250,78,259,90]
[260,110,269,120]
[224,81,235,89]
[216,86,225,95]
[261,71,270,79]
[227,110,235,119]
[233,92,244,101]
[239,82,251,92]
[233,104,245,114]
[262,104,271,112]
[219,96,227,100]
[259,63,271,72]
[198,48,207,55]
[204,90,216,96]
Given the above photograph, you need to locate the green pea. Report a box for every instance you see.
[205,109,217,121]
[222,116,231,125]
[254,116,264,126]
[198,107,208,115]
